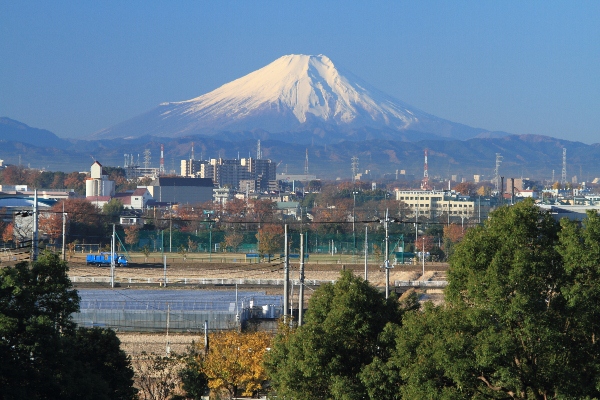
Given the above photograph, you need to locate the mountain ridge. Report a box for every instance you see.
[1,118,598,182]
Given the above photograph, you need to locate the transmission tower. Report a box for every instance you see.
[143,149,151,169]
[351,156,359,182]
[494,153,503,192]
[304,149,309,175]
[561,148,567,185]
[421,149,431,190]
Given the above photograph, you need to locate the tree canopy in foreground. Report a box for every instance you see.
[264,199,600,399]
[265,270,414,400]
[0,252,137,400]
[386,199,600,399]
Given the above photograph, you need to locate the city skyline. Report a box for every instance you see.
[1,1,599,143]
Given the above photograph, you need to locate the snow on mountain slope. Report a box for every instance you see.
[91,54,499,140]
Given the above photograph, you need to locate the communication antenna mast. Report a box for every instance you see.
[257,140,262,160]
[143,149,151,169]
[561,148,567,185]
[159,144,165,175]
[494,153,503,192]
[421,149,431,190]
[351,156,359,182]
[304,149,309,175]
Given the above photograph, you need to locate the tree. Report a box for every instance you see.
[103,198,124,220]
[248,198,276,226]
[56,198,105,241]
[124,225,140,249]
[390,199,600,398]
[265,271,404,400]
[0,252,137,399]
[134,353,183,400]
[187,330,271,399]
[178,345,209,399]
[442,223,465,259]
[256,224,283,261]
[39,211,63,243]
[2,221,13,243]
[453,181,476,196]
[223,231,243,252]
[476,185,490,196]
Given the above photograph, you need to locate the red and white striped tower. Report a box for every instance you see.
[421,149,431,190]
[159,144,165,175]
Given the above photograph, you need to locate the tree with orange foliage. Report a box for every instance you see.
[224,231,243,252]
[223,198,247,223]
[39,211,63,244]
[443,223,465,243]
[443,223,466,259]
[453,181,476,196]
[249,199,276,227]
[256,224,284,261]
[63,172,86,194]
[51,199,103,241]
[418,234,435,255]
[2,222,14,243]
[124,225,140,249]
[197,330,272,399]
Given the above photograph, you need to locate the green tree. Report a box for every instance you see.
[103,198,124,220]
[0,252,136,399]
[265,271,404,400]
[390,199,600,399]
[179,345,209,400]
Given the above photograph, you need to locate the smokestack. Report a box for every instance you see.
[160,144,165,174]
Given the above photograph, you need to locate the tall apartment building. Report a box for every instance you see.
[180,157,276,191]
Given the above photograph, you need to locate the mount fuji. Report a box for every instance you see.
[91,54,506,142]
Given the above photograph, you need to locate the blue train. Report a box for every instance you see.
[86,252,128,267]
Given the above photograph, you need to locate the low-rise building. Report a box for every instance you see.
[394,189,483,219]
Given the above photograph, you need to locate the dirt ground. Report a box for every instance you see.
[68,258,447,288]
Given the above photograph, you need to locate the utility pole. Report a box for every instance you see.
[61,203,66,261]
[166,303,171,355]
[283,224,289,324]
[421,237,425,280]
[364,226,368,281]
[204,320,209,355]
[169,208,172,253]
[110,224,115,288]
[298,233,305,326]
[380,209,393,298]
[163,255,167,287]
[32,189,38,261]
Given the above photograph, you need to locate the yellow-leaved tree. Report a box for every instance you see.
[199,330,272,399]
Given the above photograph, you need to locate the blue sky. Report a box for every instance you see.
[1,1,599,143]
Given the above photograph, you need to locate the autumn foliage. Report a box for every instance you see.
[199,330,272,399]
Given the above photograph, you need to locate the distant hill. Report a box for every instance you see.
[0,117,71,150]
[1,121,599,182]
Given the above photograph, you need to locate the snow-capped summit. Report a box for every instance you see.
[91,54,498,141]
